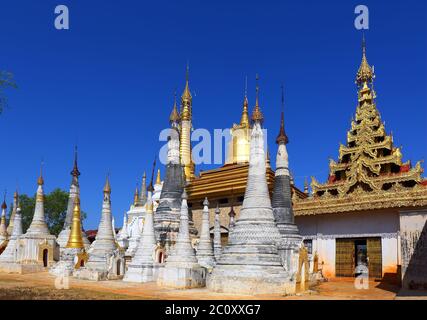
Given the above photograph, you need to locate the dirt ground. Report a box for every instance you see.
[0,272,425,300]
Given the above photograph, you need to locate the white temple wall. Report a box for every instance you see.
[295,209,399,279]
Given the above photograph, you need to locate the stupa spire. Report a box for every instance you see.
[169,91,180,125]
[276,84,289,144]
[66,195,85,249]
[124,191,158,282]
[251,74,263,123]
[196,197,215,270]
[26,167,50,235]
[157,189,205,288]
[179,64,195,181]
[0,192,8,240]
[155,169,161,186]
[356,34,374,86]
[240,77,250,127]
[213,204,222,260]
[7,189,19,234]
[207,104,290,294]
[139,172,147,205]
[133,184,139,206]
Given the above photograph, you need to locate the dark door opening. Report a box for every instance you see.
[42,249,48,267]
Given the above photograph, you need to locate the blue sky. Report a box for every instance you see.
[0,0,426,229]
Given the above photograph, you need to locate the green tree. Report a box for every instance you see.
[0,71,17,113]
[10,188,87,237]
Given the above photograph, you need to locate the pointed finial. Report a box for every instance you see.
[356,34,374,86]
[182,63,192,100]
[240,77,250,126]
[276,84,289,144]
[1,191,7,210]
[133,184,139,205]
[148,157,156,192]
[37,160,44,186]
[251,74,263,123]
[169,89,180,124]
[103,174,111,193]
[203,196,209,207]
[156,169,161,185]
[71,145,81,178]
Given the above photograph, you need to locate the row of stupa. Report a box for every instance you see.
[0,72,307,293]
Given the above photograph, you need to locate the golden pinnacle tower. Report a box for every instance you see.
[294,36,427,215]
[66,195,85,249]
[179,65,195,181]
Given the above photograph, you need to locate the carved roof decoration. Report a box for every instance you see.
[293,38,427,216]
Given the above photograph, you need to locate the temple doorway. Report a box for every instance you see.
[42,249,48,267]
[117,260,121,275]
[336,237,382,279]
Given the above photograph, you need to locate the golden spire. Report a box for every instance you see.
[169,91,180,123]
[133,185,139,205]
[240,77,250,127]
[182,64,192,100]
[276,84,289,145]
[181,64,192,121]
[66,195,84,249]
[356,34,374,86]
[37,161,44,186]
[103,174,111,194]
[156,168,161,185]
[251,74,263,123]
[71,146,80,178]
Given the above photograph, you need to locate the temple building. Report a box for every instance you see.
[293,38,427,289]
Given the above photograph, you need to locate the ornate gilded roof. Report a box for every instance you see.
[293,38,427,216]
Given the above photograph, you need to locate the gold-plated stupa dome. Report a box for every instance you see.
[66,195,85,249]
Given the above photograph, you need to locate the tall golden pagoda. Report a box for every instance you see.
[180,65,196,181]
[294,37,427,216]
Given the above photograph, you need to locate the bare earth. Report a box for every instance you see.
[0,272,425,300]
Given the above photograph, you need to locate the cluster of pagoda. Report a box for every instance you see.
[0,36,425,294]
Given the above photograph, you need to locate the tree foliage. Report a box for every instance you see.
[0,71,17,113]
[9,188,87,237]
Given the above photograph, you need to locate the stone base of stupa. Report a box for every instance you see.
[0,262,47,274]
[49,260,75,277]
[123,263,162,283]
[157,263,206,289]
[207,264,296,295]
[73,268,120,281]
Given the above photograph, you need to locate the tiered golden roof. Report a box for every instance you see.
[294,38,427,216]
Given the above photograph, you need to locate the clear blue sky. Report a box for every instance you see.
[0,0,426,229]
